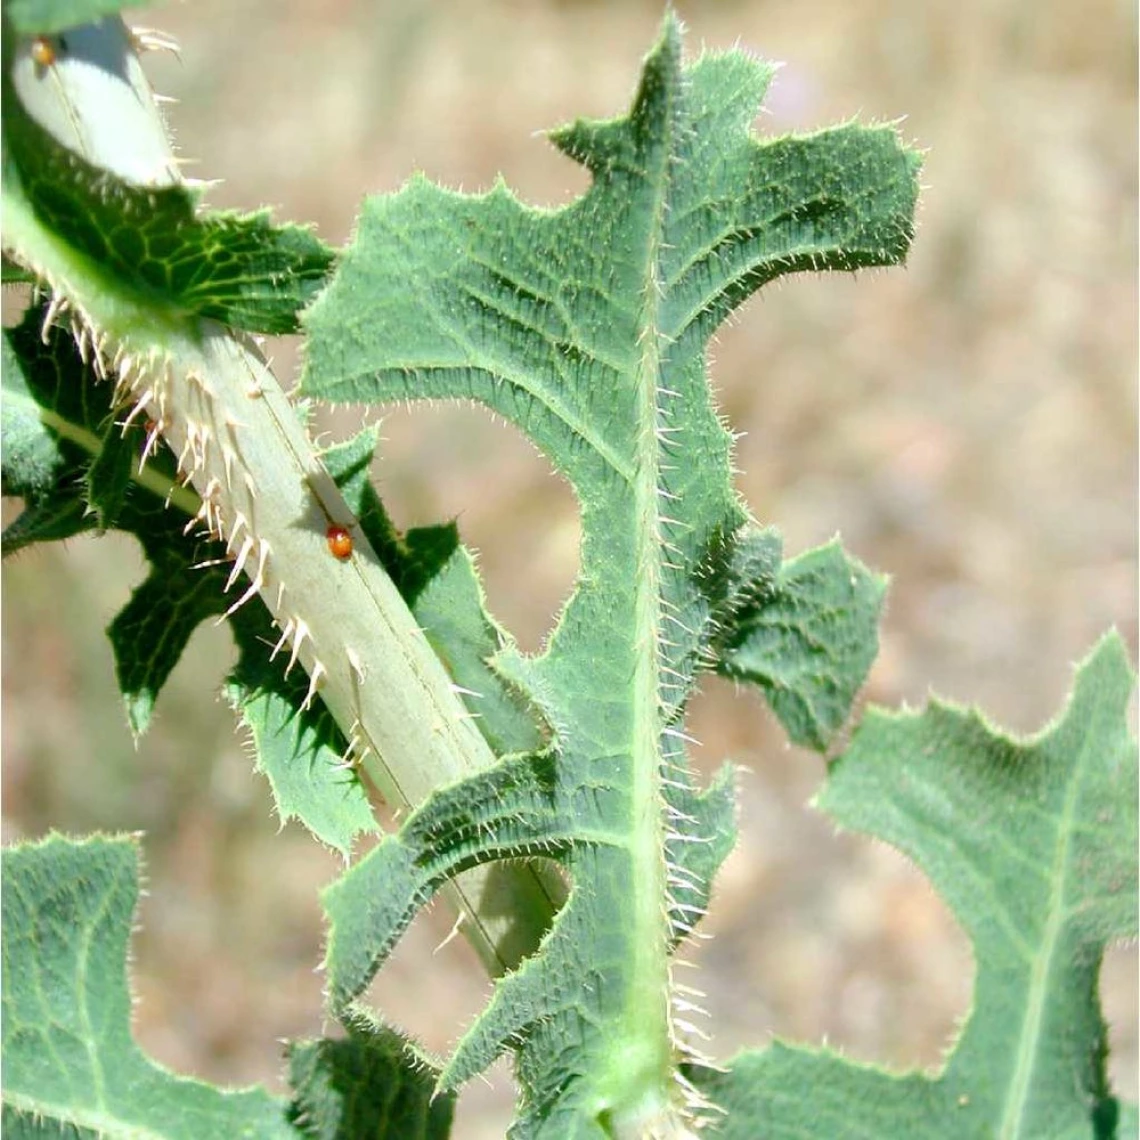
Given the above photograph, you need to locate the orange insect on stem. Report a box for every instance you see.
[326,525,353,561]
[31,36,57,67]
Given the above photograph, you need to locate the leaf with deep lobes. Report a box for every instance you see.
[308,14,919,1133]
[2,834,297,1138]
[690,633,1138,1138]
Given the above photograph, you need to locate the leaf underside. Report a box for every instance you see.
[1,306,543,858]
[2,7,1131,1140]
[306,15,919,1136]
[0,306,380,855]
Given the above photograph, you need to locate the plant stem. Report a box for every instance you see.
[3,14,560,976]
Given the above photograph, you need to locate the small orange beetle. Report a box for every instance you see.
[31,36,57,67]
[326,525,353,561]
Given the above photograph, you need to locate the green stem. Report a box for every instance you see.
[1,14,559,976]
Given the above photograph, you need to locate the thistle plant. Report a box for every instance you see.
[2,5,1135,1138]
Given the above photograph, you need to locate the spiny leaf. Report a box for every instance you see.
[690,632,1138,1138]
[2,57,334,336]
[2,302,535,855]
[710,536,887,751]
[308,15,918,1134]
[1,834,297,1138]
[1,302,378,851]
[286,1012,455,1139]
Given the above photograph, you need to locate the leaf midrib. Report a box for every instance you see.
[999,732,1086,1138]
[623,66,679,1081]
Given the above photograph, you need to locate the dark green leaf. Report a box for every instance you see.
[3,82,334,335]
[311,16,920,1132]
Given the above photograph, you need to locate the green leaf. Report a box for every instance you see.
[286,1013,455,1140]
[2,69,334,336]
[224,660,379,860]
[3,303,226,735]
[0,319,77,502]
[308,15,918,1133]
[2,300,541,856]
[3,254,37,284]
[690,632,1138,1138]
[710,535,887,751]
[1,301,112,549]
[85,411,136,527]
[4,0,149,36]
[1,834,297,1138]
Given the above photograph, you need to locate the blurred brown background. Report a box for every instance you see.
[2,1,1136,1135]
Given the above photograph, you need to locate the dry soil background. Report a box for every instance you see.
[2,1,1136,1136]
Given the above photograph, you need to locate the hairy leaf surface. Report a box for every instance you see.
[1,835,296,1138]
[1,305,539,856]
[0,308,372,852]
[307,16,919,1135]
[287,1013,454,1140]
[690,633,1139,1138]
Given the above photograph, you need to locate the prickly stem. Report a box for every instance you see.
[4,14,558,975]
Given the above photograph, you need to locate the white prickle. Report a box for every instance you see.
[224,535,255,593]
[284,617,312,676]
[222,538,270,619]
[270,619,296,662]
[220,443,237,491]
[129,26,182,59]
[40,293,68,343]
[183,495,210,536]
[347,647,366,685]
[226,510,249,550]
[301,660,326,711]
[140,417,165,462]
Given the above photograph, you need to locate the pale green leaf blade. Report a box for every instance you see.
[691,632,1138,1137]
[1119,1104,1139,1138]
[688,1045,940,1139]
[323,753,574,1012]
[1,834,297,1138]
[414,545,547,757]
[226,681,378,859]
[825,631,1137,1136]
